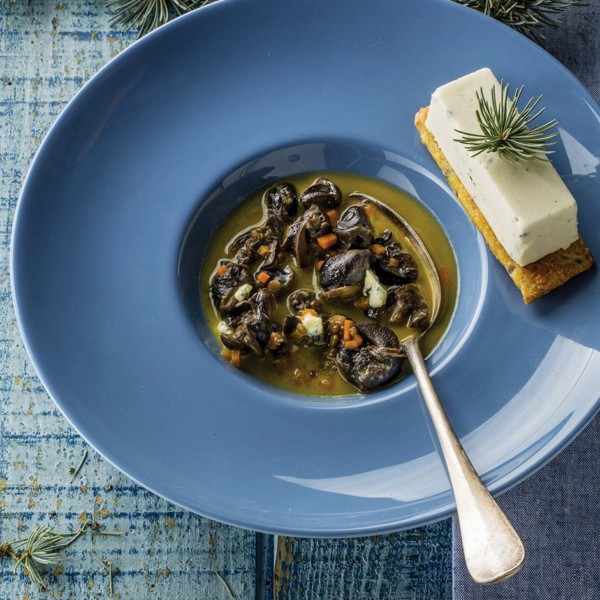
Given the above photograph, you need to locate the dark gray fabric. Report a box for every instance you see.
[452,4,600,599]
[453,419,600,599]
[538,3,600,101]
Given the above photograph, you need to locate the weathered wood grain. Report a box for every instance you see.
[0,2,257,598]
[274,526,452,600]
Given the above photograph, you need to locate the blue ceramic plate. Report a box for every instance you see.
[11,0,600,535]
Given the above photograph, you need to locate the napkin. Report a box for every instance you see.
[452,419,600,598]
[452,5,600,599]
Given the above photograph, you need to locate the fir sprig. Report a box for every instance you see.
[3,524,87,588]
[455,0,584,41]
[0,520,123,590]
[106,0,215,37]
[454,83,558,164]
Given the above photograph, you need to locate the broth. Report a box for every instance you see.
[200,172,458,396]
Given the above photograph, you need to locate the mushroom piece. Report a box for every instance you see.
[335,204,374,249]
[293,221,312,268]
[221,323,263,354]
[320,285,363,301]
[288,289,322,314]
[260,266,295,294]
[367,283,429,329]
[258,238,280,270]
[282,311,327,347]
[263,213,286,237]
[221,289,277,355]
[265,183,299,221]
[336,323,404,392]
[372,229,392,245]
[230,217,283,266]
[319,249,371,293]
[299,178,343,211]
[372,241,419,285]
[230,228,263,266]
[282,205,329,268]
[210,263,254,314]
[249,288,277,319]
[389,284,429,328]
[356,322,401,349]
[283,314,301,335]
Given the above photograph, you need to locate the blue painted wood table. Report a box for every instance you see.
[0,2,452,598]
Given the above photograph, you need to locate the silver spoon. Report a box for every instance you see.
[350,192,525,584]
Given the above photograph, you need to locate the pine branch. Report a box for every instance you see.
[2,520,123,590]
[454,0,584,41]
[105,0,216,38]
[454,82,559,164]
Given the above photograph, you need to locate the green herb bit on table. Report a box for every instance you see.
[454,82,558,164]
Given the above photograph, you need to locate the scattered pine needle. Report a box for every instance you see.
[69,449,89,482]
[212,568,235,599]
[88,550,115,598]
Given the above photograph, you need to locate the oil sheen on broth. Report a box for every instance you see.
[201,173,458,396]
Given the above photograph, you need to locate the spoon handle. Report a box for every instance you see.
[403,337,525,584]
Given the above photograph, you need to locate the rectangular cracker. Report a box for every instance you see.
[415,106,595,304]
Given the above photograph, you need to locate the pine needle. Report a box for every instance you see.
[455,0,584,41]
[454,82,558,164]
[88,550,115,598]
[212,568,235,599]
[69,449,89,482]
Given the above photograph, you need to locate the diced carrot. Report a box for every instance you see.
[343,319,353,341]
[345,334,364,350]
[217,265,228,275]
[370,244,386,255]
[230,349,241,367]
[301,308,318,317]
[388,257,400,268]
[326,209,339,225]
[221,348,232,360]
[315,260,325,271]
[267,332,278,350]
[317,233,338,250]
[257,271,271,285]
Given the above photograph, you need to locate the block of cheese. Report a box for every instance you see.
[425,67,578,267]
